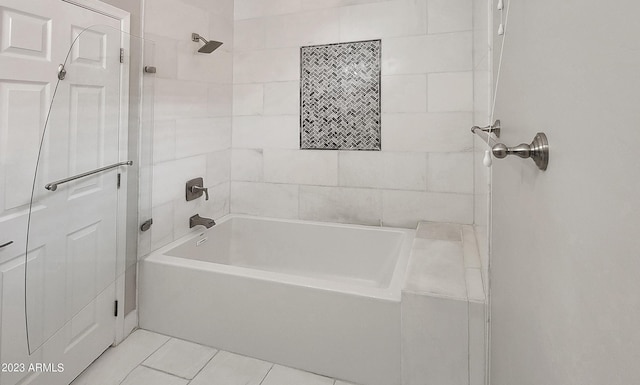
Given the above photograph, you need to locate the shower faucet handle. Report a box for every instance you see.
[191,185,209,200]
[186,177,209,201]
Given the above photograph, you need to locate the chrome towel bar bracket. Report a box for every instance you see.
[471,120,501,138]
[45,161,133,191]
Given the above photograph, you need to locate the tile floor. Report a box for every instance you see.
[71,329,358,385]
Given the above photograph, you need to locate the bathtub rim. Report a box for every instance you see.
[144,214,415,301]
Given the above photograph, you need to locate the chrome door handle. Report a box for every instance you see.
[492,132,549,171]
[0,241,14,249]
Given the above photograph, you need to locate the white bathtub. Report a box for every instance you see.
[139,215,414,385]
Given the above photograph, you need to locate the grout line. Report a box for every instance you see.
[187,348,221,384]
[127,334,222,384]
[117,334,173,384]
[258,364,275,385]
[140,364,193,380]
[116,333,347,385]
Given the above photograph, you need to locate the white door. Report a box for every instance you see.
[0,1,126,384]
[490,1,640,384]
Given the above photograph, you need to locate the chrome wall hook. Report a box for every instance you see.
[471,119,501,138]
[492,132,549,171]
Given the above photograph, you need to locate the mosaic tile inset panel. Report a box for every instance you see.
[300,40,381,150]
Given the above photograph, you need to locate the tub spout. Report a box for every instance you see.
[189,214,216,229]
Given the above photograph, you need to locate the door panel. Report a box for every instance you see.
[71,26,108,68]
[25,3,122,354]
[0,254,45,385]
[0,0,60,270]
[0,81,49,212]
[0,0,126,384]
[0,6,52,60]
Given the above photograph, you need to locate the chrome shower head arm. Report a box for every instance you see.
[191,33,209,44]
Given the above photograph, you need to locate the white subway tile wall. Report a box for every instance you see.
[263,81,300,115]
[263,149,339,186]
[231,148,264,182]
[299,186,383,226]
[232,116,300,149]
[427,152,474,194]
[146,0,234,253]
[339,0,428,41]
[233,84,264,116]
[428,0,474,34]
[338,152,427,191]
[231,181,299,219]
[427,72,474,112]
[381,74,428,113]
[381,33,473,74]
[231,0,475,228]
[147,0,476,245]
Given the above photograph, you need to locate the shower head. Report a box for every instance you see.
[191,33,223,53]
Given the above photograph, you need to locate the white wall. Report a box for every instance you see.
[490,1,640,384]
[231,0,475,228]
[143,0,234,253]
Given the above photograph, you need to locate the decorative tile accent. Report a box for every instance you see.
[300,40,381,150]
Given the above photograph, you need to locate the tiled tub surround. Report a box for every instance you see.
[142,0,234,256]
[139,215,414,385]
[402,221,485,385]
[232,0,475,228]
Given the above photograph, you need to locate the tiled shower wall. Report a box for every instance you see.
[143,0,234,252]
[231,0,475,228]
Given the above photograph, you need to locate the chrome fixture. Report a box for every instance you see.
[191,185,209,200]
[140,219,153,232]
[471,120,501,138]
[144,66,157,73]
[189,214,216,229]
[191,33,223,53]
[0,240,13,249]
[45,160,133,191]
[57,64,66,80]
[186,177,209,201]
[492,132,549,171]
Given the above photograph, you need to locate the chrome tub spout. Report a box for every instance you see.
[189,214,216,229]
